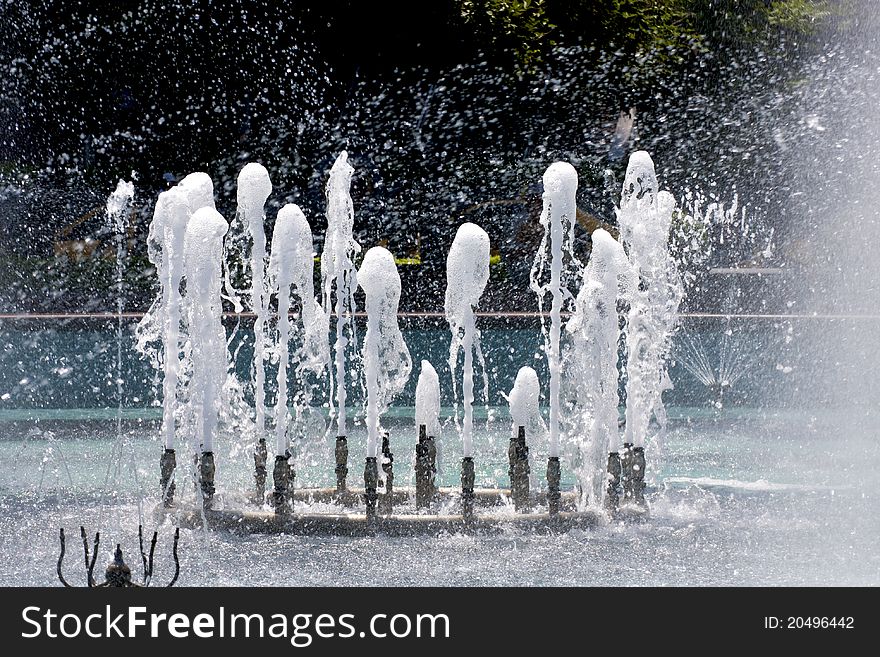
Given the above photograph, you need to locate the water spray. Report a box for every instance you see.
[445,222,490,523]
[322,153,360,491]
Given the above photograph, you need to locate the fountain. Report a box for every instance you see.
[3,4,876,590]
[182,206,229,509]
[506,366,543,512]
[675,309,777,409]
[140,187,190,506]
[414,360,441,509]
[233,163,273,502]
[445,222,491,523]
[267,203,329,512]
[563,228,632,514]
[137,171,217,506]
[322,152,360,495]
[618,152,683,505]
[103,180,137,505]
[357,246,412,523]
[530,162,581,517]
[129,151,687,535]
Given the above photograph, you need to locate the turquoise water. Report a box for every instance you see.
[0,319,877,586]
[0,407,877,586]
[0,316,835,411]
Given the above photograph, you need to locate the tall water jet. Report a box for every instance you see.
[445,222,490,522]
[267,203,329,511]
[618,151,682,505]
[321,152,360,492]
[183,207,229,509]
[357,246,411,522]
[107,180,135,436]
[507,366,542,512]
[563,228,631,512]
[414,360,441,508]
[136,173,215,505]
[102,179,137,520]
[147,187,190,506]
[530,162,579,515]
[234,163,273,498]
[136,172,215,504]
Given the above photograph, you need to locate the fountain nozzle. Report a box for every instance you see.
[159,448,176,508]
[415,424,436,509]
[271,453,293,514]
[199,451,215,511]
[509,426,530,512]
[364,457,379,532]
[605,451,621,514]
[335,436,349,492]
[547,456,561,517]
[631,446,647,508]
[461,457,476,526]
[253,438,267,503]
[379,433,394,515]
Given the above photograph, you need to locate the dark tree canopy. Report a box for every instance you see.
[0,0,864,314]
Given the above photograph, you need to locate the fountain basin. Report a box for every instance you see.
[163,505,603,537]
[157,484,651,536]
[246,486,578,507]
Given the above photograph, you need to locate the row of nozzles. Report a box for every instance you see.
[605,444,647,514]
[506,429,648,516]
[357,425,440,524]
[159,429,647,520]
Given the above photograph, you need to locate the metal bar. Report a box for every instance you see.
[2,311,879,321]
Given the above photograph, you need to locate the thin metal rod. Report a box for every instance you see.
[57,528,71,587]
[166,528,180,588]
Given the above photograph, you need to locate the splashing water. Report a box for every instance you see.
[139,187,191,449]
[357,246,411,459]
[234,163,273,444]
[618,152,683,466]
[415,360,441,439]
[506,366,543,439]
[321,152,360,439]
[530,162,581,458]
[183,207,229,454]
[415,359,442,482]
[563,228,631,509]
[102,179,141,525]
[445,222,490,458]
[178,172,216,214]
[106,179,135,221]
[268,203,329,457]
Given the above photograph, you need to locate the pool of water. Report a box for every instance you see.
[1,406,877,586]
[1,315,864,411]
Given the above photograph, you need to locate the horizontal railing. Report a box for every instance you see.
[1,311,879,321]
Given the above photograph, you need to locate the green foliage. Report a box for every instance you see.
[593,0,694,52]
[762,0,832,34]
[458,0,557,67]
[456,0,841,67]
